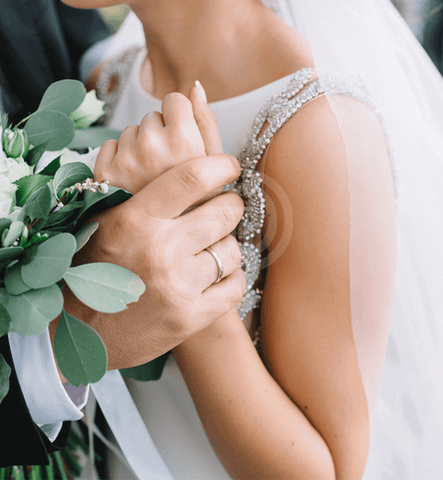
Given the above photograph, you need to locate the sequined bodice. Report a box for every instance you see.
[97,48,395,329]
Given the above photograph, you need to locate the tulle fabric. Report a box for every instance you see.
[273,0,443,477]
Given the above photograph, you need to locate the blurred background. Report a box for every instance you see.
[99,1,443,73]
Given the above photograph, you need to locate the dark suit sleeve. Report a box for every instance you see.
[0,335,71,468]
[0,0,111,123]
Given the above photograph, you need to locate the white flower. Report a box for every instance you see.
[0,156,33,183]
[0,174,17,218]
[60,147,99,172]
[69,90,105,129]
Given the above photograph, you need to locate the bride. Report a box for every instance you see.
[66,0,443,478]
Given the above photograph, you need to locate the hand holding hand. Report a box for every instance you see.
[93,83,216,194]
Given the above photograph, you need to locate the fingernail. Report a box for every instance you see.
[195,80,208,103]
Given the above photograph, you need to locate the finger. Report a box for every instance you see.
[94,139,118,180]
[179,192,244,255]
[116,124,139,157]
[194,235,242,290]
[189,81,223,155]
[139,111,164,135]
[130,154,241,218]
[162,92,195,125]
[198,267,246,317]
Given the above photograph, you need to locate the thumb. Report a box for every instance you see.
[189,81,224,155]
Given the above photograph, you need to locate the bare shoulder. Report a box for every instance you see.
[262,93,395,210]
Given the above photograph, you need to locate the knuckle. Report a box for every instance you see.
[164,92,189,105]
[177,163,208,194]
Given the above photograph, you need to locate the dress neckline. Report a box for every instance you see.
[131,47,303,110]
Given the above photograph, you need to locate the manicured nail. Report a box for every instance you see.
[195,80,208,103]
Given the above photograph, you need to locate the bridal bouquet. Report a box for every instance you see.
[0,80,145,406]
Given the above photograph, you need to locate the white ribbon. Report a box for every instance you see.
[91,370,174,480]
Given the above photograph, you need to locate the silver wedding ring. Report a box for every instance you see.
[205,246,224,284]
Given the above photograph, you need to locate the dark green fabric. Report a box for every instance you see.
[0,0,111,123]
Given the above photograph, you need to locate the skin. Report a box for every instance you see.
[62,0,397,478]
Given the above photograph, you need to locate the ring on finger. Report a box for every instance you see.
[204,246,224,284]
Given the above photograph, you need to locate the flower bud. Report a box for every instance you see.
[3,127,30,159]
[69,90,105,129]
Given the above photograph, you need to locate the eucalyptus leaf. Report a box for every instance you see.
[54,310,107,387]
[0,246,23,263]
[14,174,52,207]
[0,219,11,237]
[37,80,85,115]
[4,263,30,295]
[53,162,93,197]
[43,201,84,230]
[74,222,99,253]
[39,155,61,176]
[0,298,12,336]
[24,110,75,151]
[63,263,145,313]
[25,140,50,167]
[68,126,121,149]
[78,186,132,219]
[23,183,57,222]
[21,233,76,289]
[0,354,11,405]
[8,284,63,336]
[3,221,25,248]
[120,353,170,382]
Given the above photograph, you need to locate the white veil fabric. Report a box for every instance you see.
[87,2,443,478]
[269,0,443,477]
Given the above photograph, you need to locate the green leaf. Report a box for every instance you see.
[39,155,61,176]
[78,186,132,219]
[0,354,11,405]
[0,246,23,263]
[120,352,170,382]
[3,221,24,248]
[0,297,12,336]
[21,233,76,289]
[23,183,57,222]
[53,162,93,197]
[63,263,145,313]
[25,140,50,167]
[8,284,63,335]
[74,222,99,253]
[38,80,86,115]
[44,201,84,230]
[68,126,121,149]
[0,219,11,237]
[54,310,107,387]
[24,110,75,151]
[4,263,30,295]
[14,174,52,207]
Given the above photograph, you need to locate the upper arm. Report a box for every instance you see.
[260,95,396,478]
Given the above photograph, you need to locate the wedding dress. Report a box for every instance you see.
[89,1,443,477]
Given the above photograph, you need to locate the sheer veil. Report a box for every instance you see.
[269,0,443,477]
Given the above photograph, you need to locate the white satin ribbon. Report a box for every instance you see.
[91,370,174,480]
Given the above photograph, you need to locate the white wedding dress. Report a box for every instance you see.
[93,19,443,477]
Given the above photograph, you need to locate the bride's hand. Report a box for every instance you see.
[93,83,219,194]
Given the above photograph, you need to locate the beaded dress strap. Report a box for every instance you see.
[233,68,397,323]
[96,46,143,124]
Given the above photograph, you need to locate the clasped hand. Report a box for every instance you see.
[62,85,246,370]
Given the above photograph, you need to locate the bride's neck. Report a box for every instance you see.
[129,0,305,101]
